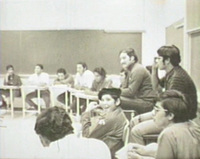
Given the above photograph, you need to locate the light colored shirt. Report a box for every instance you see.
[75,70,94,89]
[28,72,50,86]
[37,134,111,159]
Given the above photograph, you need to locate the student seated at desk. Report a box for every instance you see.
[81,88,127,158]
[0,65,22,108]
[71,67,112,113]
[53,68,74,105]
[74,62,94,90]
[25,64,50,110]
[119,48,156,115]
[85,67,112,95]
[34,106,111,159]
[119,68,128,88]
[116,90,200,159]
[70,62,94,112]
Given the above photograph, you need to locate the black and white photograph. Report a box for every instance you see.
[0,0,200,159]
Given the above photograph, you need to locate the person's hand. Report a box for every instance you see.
[127,150,143,159]
[85,102,99,112]
[130,115,141,128]
[129,143,148,156]
[152,58,159,72]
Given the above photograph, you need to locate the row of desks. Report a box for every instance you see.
[0,85,98,118]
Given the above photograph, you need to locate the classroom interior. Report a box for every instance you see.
[0,0,200,158]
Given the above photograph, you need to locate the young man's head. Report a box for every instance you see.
[76,62,88,75]
[34,106,74,147]
[98,88,121,110]
[120,68,128,83]
[119,48,138,69]
[34,64,44,75]
[153,90,189,128]
[156,45,181,70]
[93,67,106,83]
[57,68,67,81]
[6,65,14,75]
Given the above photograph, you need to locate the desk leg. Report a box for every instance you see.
[76,97,80,117]
[10,89,14,118]
[37,89,41,114]
[86,99,89,111]
[70,92,72,105]
[65,91,68,112]
[50,88,54,107]
[22,88,26,118]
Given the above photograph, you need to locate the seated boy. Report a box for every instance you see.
[81,88,127,158]
[0,65,22,108]
[53,68,74,105]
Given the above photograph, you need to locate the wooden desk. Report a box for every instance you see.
[71,91,98,116]
[50,85,71,111]
[0,86,21,118]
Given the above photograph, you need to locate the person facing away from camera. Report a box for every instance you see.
[81,88,127,158]
[130,45,198,145]
[34,106,111,159]
[116,90,200,159]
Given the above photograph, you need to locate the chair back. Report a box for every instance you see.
[122,119,130,146]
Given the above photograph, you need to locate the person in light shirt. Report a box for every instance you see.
[74,62,94,90]
[25,64,50,110]
[34,106,111,159]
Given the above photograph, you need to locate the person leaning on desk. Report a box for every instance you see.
[0,65,22,108]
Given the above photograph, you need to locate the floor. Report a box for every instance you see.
[0,110,81,159]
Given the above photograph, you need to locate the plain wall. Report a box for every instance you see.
[0,30,142,74]
[0,0,186,67]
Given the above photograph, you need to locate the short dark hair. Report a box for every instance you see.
[93,67,106,79]
[120,68,128,77]
[98,88,121,102]
[77,62,88,70]
[158,90,189,123]
[35,107,74,142]
[57,68,66,75]
[6,65,14,70]
[157,45,181,66]
[119,48,138,62]
[36,64,44,70]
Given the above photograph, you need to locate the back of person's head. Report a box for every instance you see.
[159,90,189,123]
[98,88,121,102]
[93,67,106,79]
[119,48,138,62]
[6,65,14,70]
[57,68,66,75]
[77,62,88,70]
[35,106,74,142]
[36,64,44,70]
[157,45,181,66]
